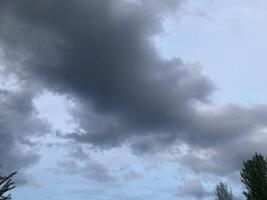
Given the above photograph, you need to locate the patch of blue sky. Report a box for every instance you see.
[156,0,267,105]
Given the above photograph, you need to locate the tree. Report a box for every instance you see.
[0,172,17,200]
[240,153,267,200]
[215,182,233,200]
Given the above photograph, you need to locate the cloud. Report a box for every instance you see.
[0,0,267,180]
[123,170,143,181]
[172,104,267,177]
[57,159,115,183]
[178,127,267,176]
[0,0,215,148]
[56,145,115,183]
[0,88,49,183]
[176,178,211,199]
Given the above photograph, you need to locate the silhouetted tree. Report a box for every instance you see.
[215,182,233,200]
[241,153,267,200]
[0,172,17,200]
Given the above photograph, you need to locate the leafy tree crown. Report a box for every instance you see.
[240,153,267,200]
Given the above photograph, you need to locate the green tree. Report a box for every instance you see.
[0,172,17,200]
[215,182,233,200]
[240,153,267,200]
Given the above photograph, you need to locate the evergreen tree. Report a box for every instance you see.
[0,172,17,200]
[215,182,233,200]
[240,153,267,200]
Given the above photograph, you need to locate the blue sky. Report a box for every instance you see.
[157,0,267,104]
[1,0,267,200]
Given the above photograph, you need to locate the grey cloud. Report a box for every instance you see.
[0,88,49,183]
[176,178,211,199]
[57,160,115,183]
[178,127,267,177]
[187,104,267,147]
[0,0,216,149]
[67,145,89,161]
[1,0,267,180]
[56,145,115,183]
[57,159,115,183]
[123,170,143,181]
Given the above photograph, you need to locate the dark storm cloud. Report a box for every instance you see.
[0,88,49,182]
[1,0,267,178]
[0,0,214,146]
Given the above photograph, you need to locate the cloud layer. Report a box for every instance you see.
[0,0,267,192]
[0,87,48,183]
[0,0,214,148]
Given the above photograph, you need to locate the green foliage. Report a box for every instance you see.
[241,153,267,200]
[0,172,17,200]
[215,182,233,200]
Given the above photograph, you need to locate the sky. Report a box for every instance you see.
[0,0,267,199]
